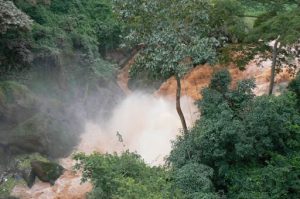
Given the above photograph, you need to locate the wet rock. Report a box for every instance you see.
[23,161,64,188]
[0,81,83,161]
[0,81,38,125]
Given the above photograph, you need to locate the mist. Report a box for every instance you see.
[11,90,199,198]
[77,92,198,165]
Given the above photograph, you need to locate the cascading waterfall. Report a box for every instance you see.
[11,58,294,199]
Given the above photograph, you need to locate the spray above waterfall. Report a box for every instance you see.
[78,92,197,165]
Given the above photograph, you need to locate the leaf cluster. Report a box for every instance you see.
[114,0,219,82]
[169,70,300,198]
[0,0,32,34]
[73,151,182,199]
[1,0,121,81]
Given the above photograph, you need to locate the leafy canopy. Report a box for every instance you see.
[73,151,182,199]
[169,70,300,197]
[113,0,219,80]
[0,0,32,34]
[1,0,121,80]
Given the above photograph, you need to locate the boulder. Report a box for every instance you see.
[24,161,64,188]
[0,81,83,163]
[0,81,38,125]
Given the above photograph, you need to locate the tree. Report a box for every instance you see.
[172,162,218,198]
[73,151,183,199]
[244,1,300,95]
[0,0,33,75]
[288,71,300,110]
[169,70,300,195]
[0,0,32,34]
[113,0,218,133]
[226,154,300,199]
[209,0,248,43]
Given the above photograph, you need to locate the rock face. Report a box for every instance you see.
[0,81,38,125]
[0,81,83,164]
[24,161,64,188]
[0,76,125,162]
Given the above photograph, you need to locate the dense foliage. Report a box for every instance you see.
[114,0,218,79]
[209,0,249,43]
[0,2,124,194]
[0,0,122,93]
[1,0,299,198]
[243,0,300,94]
[168,70,300,198]
[288,72,300,108]
[74,70,300,199]
[73,151,183,199]
[113,0,222,133]
[0,0,32,34]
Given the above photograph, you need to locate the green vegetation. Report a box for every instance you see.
[0,0,124,166]
[1,0,300,198]
[0,81,82,158]
[169,70,300,198]
[288,72,300,109]
[226,154,300,198]
[114,0,219,133]
[0,2,124,196]
[26,160,64,187]
[73,151,183,198]
[210,0,249,43]
[215,0,300,94]
[15,153,49,170]
[0,0,122,102]
[75,70,300,198]
[0,0,32,34]
[0,177,19,198]
[0,153,46,198]
[242,0,300,95]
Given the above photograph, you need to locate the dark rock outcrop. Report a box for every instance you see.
[0,81,83,163]
[23,161,64,188]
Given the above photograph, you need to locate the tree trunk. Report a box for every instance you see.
[175,75,188,134]
[269,37,280,95]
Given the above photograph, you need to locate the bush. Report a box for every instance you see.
[73,151,183,199]
[288,72,300,109]
[169,70,300,196]
[226,154,300,199]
